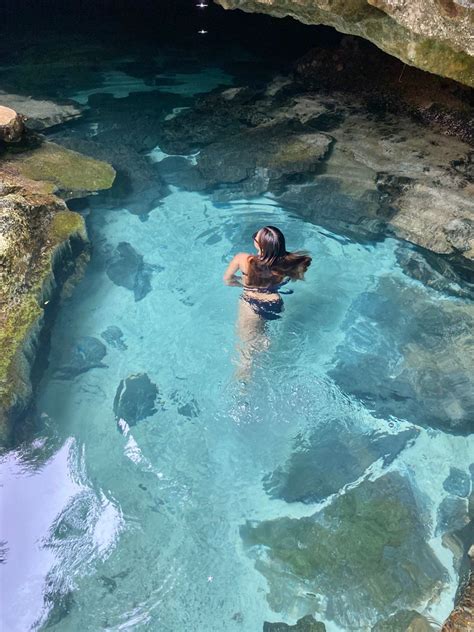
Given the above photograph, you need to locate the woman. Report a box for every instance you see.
[223,226,311,378]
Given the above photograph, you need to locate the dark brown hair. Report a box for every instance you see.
[246,226,312,287]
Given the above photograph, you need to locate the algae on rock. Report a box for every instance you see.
[0,142,115,441]
[241,473,447,628]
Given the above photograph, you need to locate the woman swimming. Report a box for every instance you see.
[223,226,311,378]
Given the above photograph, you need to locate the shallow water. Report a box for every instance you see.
[1,49,473,632]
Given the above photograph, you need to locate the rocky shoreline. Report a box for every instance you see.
[0,107,115,442]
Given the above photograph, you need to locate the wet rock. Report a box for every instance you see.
[0,138,113,439]
[443,468,471,498]
[56,337,107,379]
[113,373,158,425]
[197,123,331,190]
[372,609,434,631]
[156,156,207,191]
[242,473,447,629]
[100,325,127,351]
[395,247,474,300]
[436,496,470,536]
[264,422,418,504]
[0,92,82,130]
[5,140,116,199]
[0,106,25,143]
[214,1,474,87]
[263,615,326,631]
[106,242,153,301]
[329,277,474,435]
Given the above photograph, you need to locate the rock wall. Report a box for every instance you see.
[214,0,474,87]
[0,132,115,442]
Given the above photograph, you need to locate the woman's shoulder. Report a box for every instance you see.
[235,252,253,267]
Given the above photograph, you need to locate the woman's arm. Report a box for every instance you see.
[223,253,247,286]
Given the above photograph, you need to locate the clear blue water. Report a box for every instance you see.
[1,59,473,632]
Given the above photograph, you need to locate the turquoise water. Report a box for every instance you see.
[1,60,473,632]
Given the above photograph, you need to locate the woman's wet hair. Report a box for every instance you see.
[247,225,312,286]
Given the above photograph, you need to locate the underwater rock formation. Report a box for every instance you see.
[55,337,108,379]
[329,276,474,434]
[106,242,154,301]
[214,0,474,87]
[441,546,474,631]
[0,136,115,440]
[113,373,158,425]
[371,609,435,631]
[241,472,447,628]
[100,325,127,351]
[158,76,474,266]
[264,422,417,503]
[263,615,326,631]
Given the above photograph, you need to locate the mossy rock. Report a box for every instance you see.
[241,473,447,628]
[7,141,115,198]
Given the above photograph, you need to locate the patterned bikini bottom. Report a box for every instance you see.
[240,294,284,321]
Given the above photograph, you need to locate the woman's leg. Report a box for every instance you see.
[235,299,269,381]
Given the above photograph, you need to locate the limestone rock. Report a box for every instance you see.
[264,422,418,503]
[0,92,82,130]
[0,140,115,440]
[215,0,474,87]
[106,242,153,302]
[263,615,326,631]
[56,337,107,379]
[443,468,471,498]
[100,325,127,351]
[0,106,25,143]
[329,277,474,434]
[4,141,116,199]
[113,373,158,425]
[372,609,435,631]
[241,473,447,628]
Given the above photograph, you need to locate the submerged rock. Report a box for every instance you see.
[156,156,207,191]
[100,325,127,351]
[55,337,107,379]
[263,615,326,631]
[113,373,158,425]
[443,468,471,498]
[329,276,474,434]
[436,496,470,536]
[106,242,153,301]
[241,473,447,629]
[264,422,418,503]
[371,609,435,631]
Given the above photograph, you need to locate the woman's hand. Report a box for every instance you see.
[224,274,243,287]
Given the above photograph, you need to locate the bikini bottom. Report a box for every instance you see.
[241,294,284,320]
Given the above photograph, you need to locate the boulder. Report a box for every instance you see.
[4,141,116,199]
[443,468,471,498]
[372,609,435,631]
[0,106,25,143]
[106,242,153,302]
[113,373,158,425]
[329,277,474,434]
[263,615,326,631]
[55,337,107,379]
[100,325,127,351]
[241,473,448,629]
[264,422,418,503]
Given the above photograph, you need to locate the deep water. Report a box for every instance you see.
[0,32,473,632]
